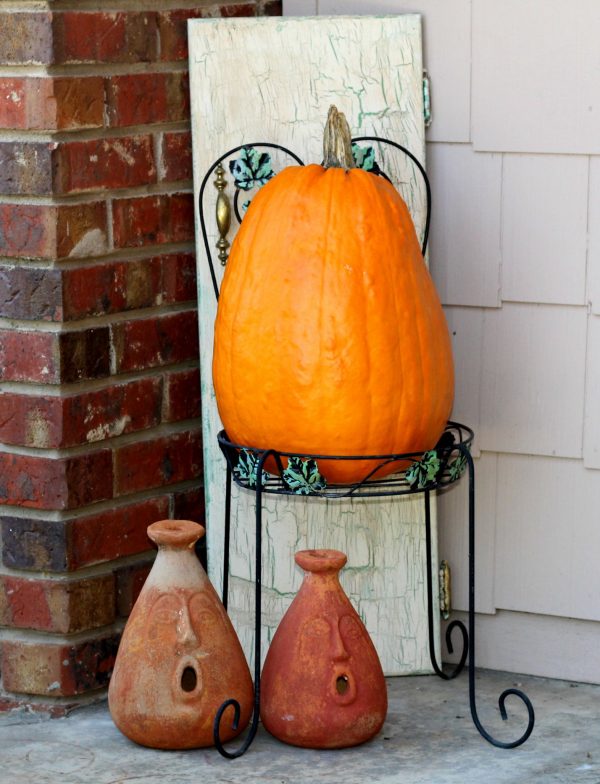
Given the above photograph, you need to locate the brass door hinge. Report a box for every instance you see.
[423,70,432,128]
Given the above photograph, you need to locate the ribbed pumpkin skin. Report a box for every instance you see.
[213,163,454,484]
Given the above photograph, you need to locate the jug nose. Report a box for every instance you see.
[176,603,199,648]
[331,620,350,663]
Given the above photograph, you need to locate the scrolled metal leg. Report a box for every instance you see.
[214,698,261,759]
[424,490,468,679]
[222,464,232,609]
[462,445,535,748]
[443,620,468,676]
[214,450,273,758]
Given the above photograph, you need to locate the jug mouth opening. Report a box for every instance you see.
[332,668,357,705]
[147,519,205,548]
[336,674,349,694]
[181,666,198,692]
[295,549,347,573]
[174,656,205,701]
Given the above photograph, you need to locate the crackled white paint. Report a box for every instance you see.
[189,15,440,674]
[316,0,472,143]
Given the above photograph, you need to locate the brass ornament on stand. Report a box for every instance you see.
[214,163,231,266]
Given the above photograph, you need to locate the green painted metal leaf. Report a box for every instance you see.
[352,143,381,175]
[423,450,441,481]
[229,146,275,191]
[283,457,327,495]
[406,450,441,489]
[448,452,468,481]
[233,449,267,488]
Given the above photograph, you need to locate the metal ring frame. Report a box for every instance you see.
[199,141,535,758]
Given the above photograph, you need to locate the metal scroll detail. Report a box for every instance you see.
[199,138,432,302]
[217,422,473,499]
[214,424,536,756]
[198,143,305,301]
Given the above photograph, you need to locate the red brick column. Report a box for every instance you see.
[0,0,281,712]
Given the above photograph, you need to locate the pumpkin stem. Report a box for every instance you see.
[323,105,355,170]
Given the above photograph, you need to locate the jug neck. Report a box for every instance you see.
[145,519,206,591]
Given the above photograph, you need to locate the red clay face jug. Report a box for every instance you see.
[260,549,387,748]
[108,520,253,749]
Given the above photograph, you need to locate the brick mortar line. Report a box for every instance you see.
[0,120,191,144]
[0,242,196,265]
[0,477,202,522]
[154,129,166,180]
[105,195,116,255]
[0,617,127,646]
[0,183,195,207]
[0,548,156,583]
[1,0,260,14]
[0,415,202,458]
[0,298,198,332]
[0,2,49,10]
[47,0,246,10]
[0,241,197,268]
[0,181,194,205]
[0,687,110,712]
[0,358,200,397]
[0,60,191,78]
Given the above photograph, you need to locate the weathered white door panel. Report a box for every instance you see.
[189,15,440,674]
[314,0,472,143]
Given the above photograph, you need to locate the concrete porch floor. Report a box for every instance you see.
[1,669,598,784]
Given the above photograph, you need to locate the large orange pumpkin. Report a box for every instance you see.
[213,107,454,484]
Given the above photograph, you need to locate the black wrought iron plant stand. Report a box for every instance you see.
[199,137,535,759]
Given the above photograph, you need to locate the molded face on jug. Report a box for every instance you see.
[148,589,229,700]
[296,598,371,708]
[108,520,253,749]
[260,549,387,749]
[114,588,228,715]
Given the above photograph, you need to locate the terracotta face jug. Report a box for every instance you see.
[260,549,387,748]
[108,520,253,749]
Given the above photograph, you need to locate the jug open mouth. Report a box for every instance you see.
[332,667,357,706]
[175,656,204,700]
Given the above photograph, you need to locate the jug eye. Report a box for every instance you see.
[339,615,362,641]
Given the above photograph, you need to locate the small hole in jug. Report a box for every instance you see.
[181,666,197,692]
[336,675,349,695]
